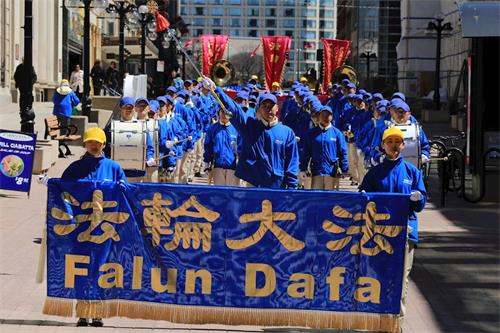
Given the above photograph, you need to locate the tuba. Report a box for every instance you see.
[332,65,358,86]
[210,60,235,86]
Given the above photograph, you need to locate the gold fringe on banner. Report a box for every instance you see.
[42,297,74,317]
[43,297,401,332]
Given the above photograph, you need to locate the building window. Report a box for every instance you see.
[323,31,334,38]
[180,7,188,15]
[196,29,203,36]
[230,18,240,27]
[301,0,317,4]
[265,8,276,16]
[249,30,258,37]
[229,0,241,4]
[302,9,317,17]
[230,29,240,36]
[301,31,316,39]
[248,8,259,16]
[248,0,259,5]
[211,7,224,16]
[194,0,204,3]
[305,52,316,60]
[249,19,258,27]
[213,29,222,34]
[195,7,204,15]
[303,20,316,28]
[212,18,223,27]
[323,9,334,18]
[283,19,295,28]
[285,30,293,37]
[268,30,275,36]
[229,8,241,16]
[265,0,277,5]
[284,8,294,16]
[320,0,334,5]
[283,0,295,5]
[107,22,115,36]
[320,20,334,29]
[193,18,205,26]
[266,19,276,27]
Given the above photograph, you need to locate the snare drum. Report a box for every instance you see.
[110,120,147,171]
[394,123,421,168]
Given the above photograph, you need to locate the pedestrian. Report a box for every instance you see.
[300,105,348,190]
[90,60,105,96]
[13,57,37,105]
[69,64,84,101]
[52,79,80,129]
[105,61,119,93]
[203,108,240,186]
[359,127,426,329]
[203,76,299,189]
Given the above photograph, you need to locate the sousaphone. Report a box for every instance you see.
[332,65,359,86]
[210,60,235,86]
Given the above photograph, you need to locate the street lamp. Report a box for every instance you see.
[129,5,157,74]
[106,0,137,90]
[19,0,35,133]
[360,51,377,90]
[426,16,453,110]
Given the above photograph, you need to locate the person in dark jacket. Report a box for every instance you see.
[90,60,105,96]
[52,79,80,129]
[359,127,426,328]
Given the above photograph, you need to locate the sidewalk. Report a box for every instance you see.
[0,102,499,332]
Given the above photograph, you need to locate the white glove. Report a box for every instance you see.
[187,149,194,153]
[410,190,423,202]
[187,136,193,140]
[299,171,307,180]
[295,136,301,142]
[146,158,156,167]
[370,157,379,167]
[202,76,216,90]
[166,140,175,148]
[37,174,50,187]
[421,154,430,164]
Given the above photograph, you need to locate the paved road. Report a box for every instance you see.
[0,103,498,332]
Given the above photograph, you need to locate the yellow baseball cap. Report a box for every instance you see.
[83,127,106,144]
[382,127,404,142]
[300,76,308,82]
[251,75,258,80]
[272,81,280,87]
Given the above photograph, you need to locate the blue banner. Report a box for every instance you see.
[44,180,409,331]
[0,130,36,193]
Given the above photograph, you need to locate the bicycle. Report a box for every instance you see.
[428,132,466,192]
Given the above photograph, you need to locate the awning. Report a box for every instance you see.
[459,1,500,37]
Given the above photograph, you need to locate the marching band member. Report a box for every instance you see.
[157,95,181,183]
[61,127,126,327]
[203,107,240,186]
[270,81,282,95]
[176,90,197,184]
[334,82,357,130]
[341,93,363,186]
[203,76,299,189]
[134,97,150,120]
[300,106,348,191]
[359,127,427,328]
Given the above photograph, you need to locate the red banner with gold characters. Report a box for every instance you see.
[201,34,230,76]
[261,36,291,90]
[322,39,352,92]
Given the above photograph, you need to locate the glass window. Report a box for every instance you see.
[248,8,259,16]
[268,30,275,36]
[211,7,224,16]
[247,0,259,5]
[283,0,295,5]
[213,29,222,34]
[196,29,203,36]
[288,52,295,60]
[283,19,295,28]
[193,18,205,26]
[323,31,334,38]
[211,18,223,26]
[230,18,240,27]
[195,7,204,15]
[249,30,258,37]
[320,20,334,29]
[301,31,316,39]
[265,0,277,5]
[302,9,317,17]
[180,7,188,15]
[265,8,276,16]
[305,52,316,60]
[249,18,258,27]
[320,0,334,5]
[194,0,204,3]
[229,0,241,4]
[285,30,293,37]
[230,29,240,36]
[181,0,187,3]
[229,8,241,16]
[303,20,316,28]
[266,19,276,27]
[323,9,334,18]
[284,8,294,16]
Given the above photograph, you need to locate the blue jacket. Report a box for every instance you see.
[359,157,427,243]
[158,117,181,168]
[301,125,349,176]
[203,122,239,170]
[61,154,126,182]
[216,87,299,188]
[334,95,349,129]
[52,91,80,118]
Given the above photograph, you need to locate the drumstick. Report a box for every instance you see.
[155,151,176,162]
[155,136,193,162]
[35,227,46,283]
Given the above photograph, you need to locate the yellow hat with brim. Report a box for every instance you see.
[300,77,308,82]
[83,127,106,144]
[272,81,280,87]
[251,75,258,80]
[382,127,404,142]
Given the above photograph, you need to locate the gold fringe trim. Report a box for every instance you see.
[43,297,401,332]
[42,297,74,317]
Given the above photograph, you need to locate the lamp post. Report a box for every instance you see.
[19,0,35,133]
[427,16,452,110]
[360,51,377,90]
[106,0,137,90]
[136,5,156,74]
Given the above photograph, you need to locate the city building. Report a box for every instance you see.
[336,0,401,93]
[179,0,338,82]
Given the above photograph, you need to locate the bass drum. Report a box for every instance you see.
[394,123,421,169]
[110,120,147,171]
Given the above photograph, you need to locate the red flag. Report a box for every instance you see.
[250,44,260,58]
[261,36,291,91]
[155,12,170,32]
[303,43,315,49]
[201,34,230,76]
[321,38,352,92]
